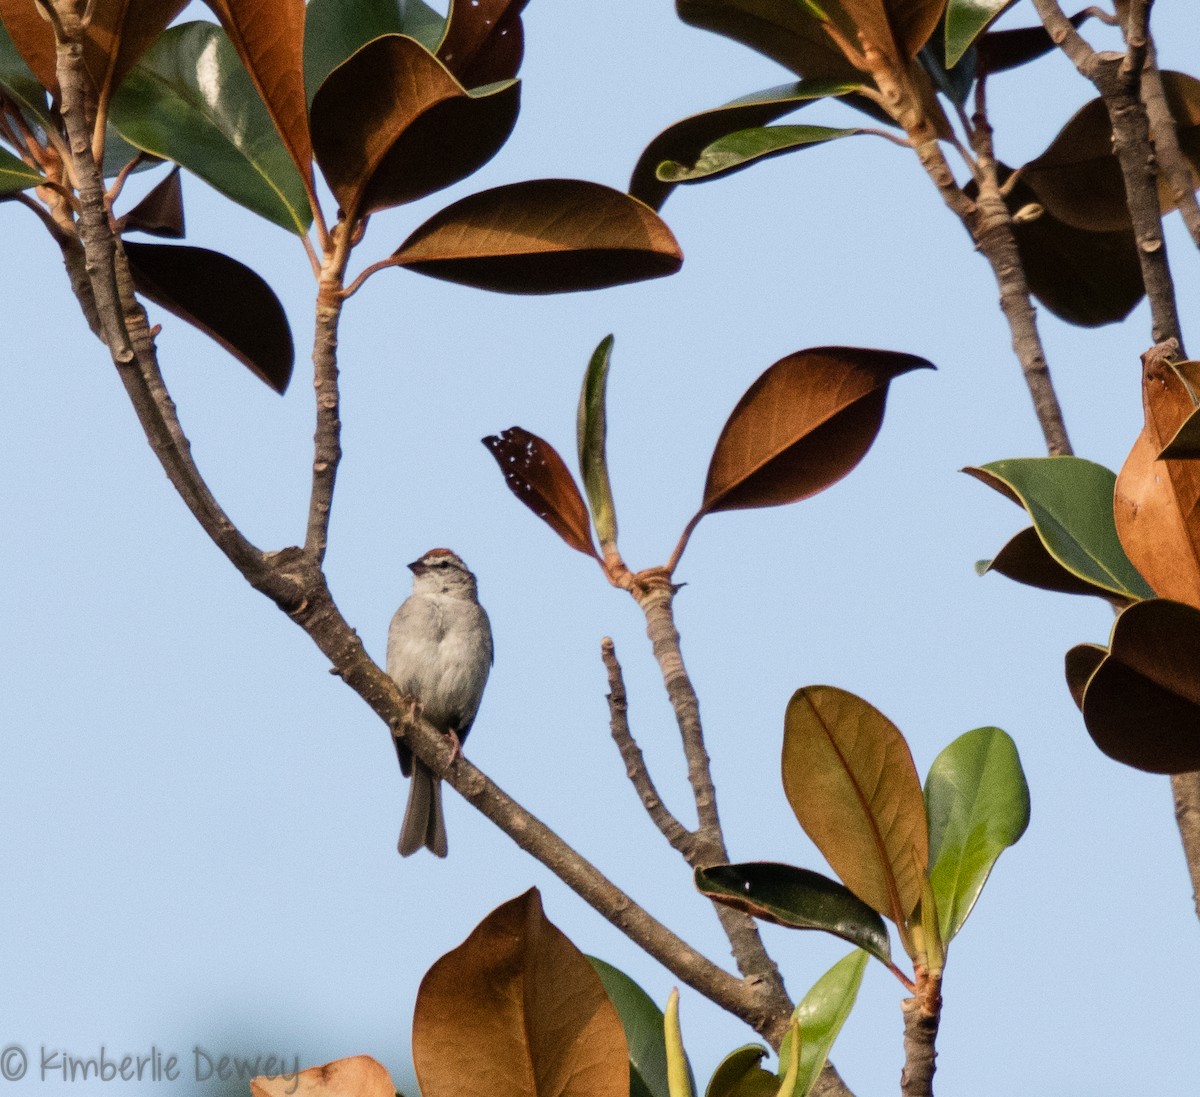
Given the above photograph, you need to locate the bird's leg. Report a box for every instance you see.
[446,727,463,764]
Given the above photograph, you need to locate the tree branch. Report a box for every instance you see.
[602,637,695,852]
[899,970,942,1097]
[1139,43,1200,249]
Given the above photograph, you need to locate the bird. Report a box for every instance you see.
[386,548,493,857]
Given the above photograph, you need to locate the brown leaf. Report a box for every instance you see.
[980,526,1137,607]
[1114,348,1200,607]
[783,686,929,926]
[125,241,293,393]
[85,0,188,109]
[393,179,683,294]
[1065,643,1107,711]
[838,0,944,63]
[1078,599,1200,774]
[413,889,629,1097]
[483,427,600,560]
[250,1056,394,1097]
[203,0,312,186]
[119,166,185,237]
[696,345,932,519]
[0,1,58,95]
[437,0,529,87]
[311,34,518,221]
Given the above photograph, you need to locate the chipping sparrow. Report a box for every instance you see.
[387,548,493,857]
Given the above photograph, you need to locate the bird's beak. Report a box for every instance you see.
[408,558,427,575]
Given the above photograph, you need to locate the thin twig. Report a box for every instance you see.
[1139,42,1200,248]
[1173,773,1200,921]
[601,637,694,852]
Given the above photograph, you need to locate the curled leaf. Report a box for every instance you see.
[119,167,185,237]
[695,863,891,966]
[704,1048,776,1097]
[1065,643,1107,711]
[483,427,600,560]
[393,179,683,293]
[1076,599,1200,774]
[577,335,619,552]
[413,889,628,1097]
[437,0,529,87]
[782,686,929,932]
[125,241,294,393]
[664,990,693,1097]
[975,525,1136,606]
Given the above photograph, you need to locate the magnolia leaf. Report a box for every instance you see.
[0,0,58,94]
[777,951,869,1097]
[965,457,1153,601]
[589,959,686,1097]
[413,889,629,1097]
[577,335,619,552]
[203,0,313,188]
[110,22,313,234]
[303,0,445,102]
[944,0,1015,68]
[311,34,518,220]
[976,525,1137,606]
[924,727,1029,944]
[1115,350,1200,607]
[1065,643,1108,711]
[250,1056,395,1097]
[125,241,293,393]
[664,991,693,1097]
[1159,361,1200,458]
[0,143,42,193]
[656,125,859,185]
[704,1047,776,1097]
[483,427,600,560]
[629,79,862,210]
[119,167,185,237]
[1077,599,1200,773]
[782,686,928,929]
[393,179,683,293]
[0,18,51,124]
[695,863,891,967]
[437,0,529,87]
[976,10,1093,74]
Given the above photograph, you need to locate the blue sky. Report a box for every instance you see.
[3,2,1199,1095]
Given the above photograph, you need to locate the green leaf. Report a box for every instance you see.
[695,863,891,968]
[944,0,1015,68]
[975,526,1137,607]
[576,335,619,552]
[664,990,694,1097]
[629,79,862,210]
[303,0,444,102]
[656,125,859,185]
[782,686,929,932]
[964,457,1154,601]
[705,1047,777,1097]
[588,958,689,1097]
[924,727,1030,944]
[0,143,42,193]
[109,21,313,235]
[778,951,869,1097]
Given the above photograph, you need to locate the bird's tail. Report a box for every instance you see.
[398,760,448,858]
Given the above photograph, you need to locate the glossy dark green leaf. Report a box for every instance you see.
[964,457,1154,601]
[576,335,619,552]
[394,179,683,294]
[0,143,41,193]
[924,727,1029,944]
[919,30,976,107]
[976,525,1138,607]
[704,1047,776,1097]
[657,124,859,185]
[125,241,293,393]
[110,22,312,234]
[311,34,518,220]
[437,0,529,88]
[777,951,868,1097]
[303,0,444,102]
[119,167,185,237]
[629,79,861,210]
[944,0,1014,68]
[696,863,891,967]
[1077,599,1200,773]
[589,958,684,1097]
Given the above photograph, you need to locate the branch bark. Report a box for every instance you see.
[1139,45,1200,249]
[899,971,942,1097]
